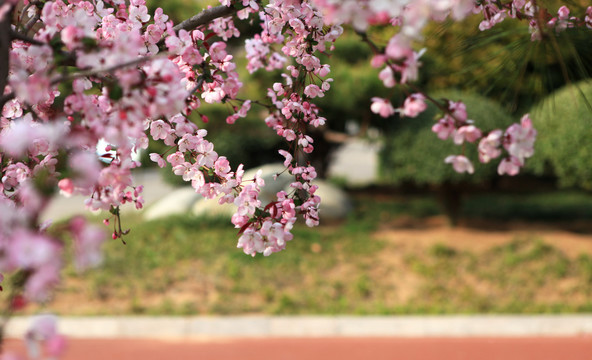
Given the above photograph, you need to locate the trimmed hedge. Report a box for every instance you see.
[527,81,592,190]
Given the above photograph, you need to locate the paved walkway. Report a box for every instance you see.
[6,337,592,360]
[6,315,592,339]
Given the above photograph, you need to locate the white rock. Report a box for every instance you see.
[327,138,381,187]
[143,187,198,221]
[191,197,235,218]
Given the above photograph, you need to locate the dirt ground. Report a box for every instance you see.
[376,215,592,259]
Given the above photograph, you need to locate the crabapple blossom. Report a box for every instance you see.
[432,116,456,140]
[453,125,482,145]
[445,155,474,174]
[504,114,536,164]
[370,97,395,118]
[497,156,523,176]
[478,130,503,163]
[401,93,427,118]
[69,216,106,271]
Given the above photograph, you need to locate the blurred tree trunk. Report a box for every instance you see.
[437,184,463,227]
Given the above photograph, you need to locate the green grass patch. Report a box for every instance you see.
[16,192,592,315]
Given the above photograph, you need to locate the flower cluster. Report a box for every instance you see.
[433,100,536,176]
[229,0,343,255]
[476,1,592,39]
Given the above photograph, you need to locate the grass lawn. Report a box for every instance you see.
[12,191,592,315]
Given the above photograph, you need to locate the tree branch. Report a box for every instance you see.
[0,92,14,111]
[9,29,44,46]
[0,0,12,100]
[172,4,236,33]
[157,4,237,48]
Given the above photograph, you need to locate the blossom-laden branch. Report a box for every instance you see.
[0,0,584,325]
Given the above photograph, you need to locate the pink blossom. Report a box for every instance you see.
[448,101,467,122]
[237,100,251,117]
[201,84,225,104]
[478,130,503,163]
[177,134,200,153]
[226,114,239,124]
[167,152,185,167]
[8,229,61,271]
[304,84,324,98]
[69,216,106,271]
[370,97,395,118]
[278,150,293,168]
[2,163,30,189]
[558,6,570,20]
[316,64,331,77]
[150,120,172,140]
[61,25,85,50]
[261,220,293,248]
[385,34,412,60]
[432,116,455,140]
[149,153,166,168]
[0,114,67,157]
[58,178,74,197]
[504,114,537,163]
[498,156,522,176]
[378,66,396,88]
[402,93,427,117]
[237,228,265,256]
[445,155,474,174]
[371,54,387,68]
[2,99,23,119]
[195,140,218,167]
[214,156,231,177]
[17,181,45,215]
[454,125,482,145]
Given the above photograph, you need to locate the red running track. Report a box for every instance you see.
[6,337,592,360]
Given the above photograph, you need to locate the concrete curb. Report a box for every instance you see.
[6,316,592,339]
